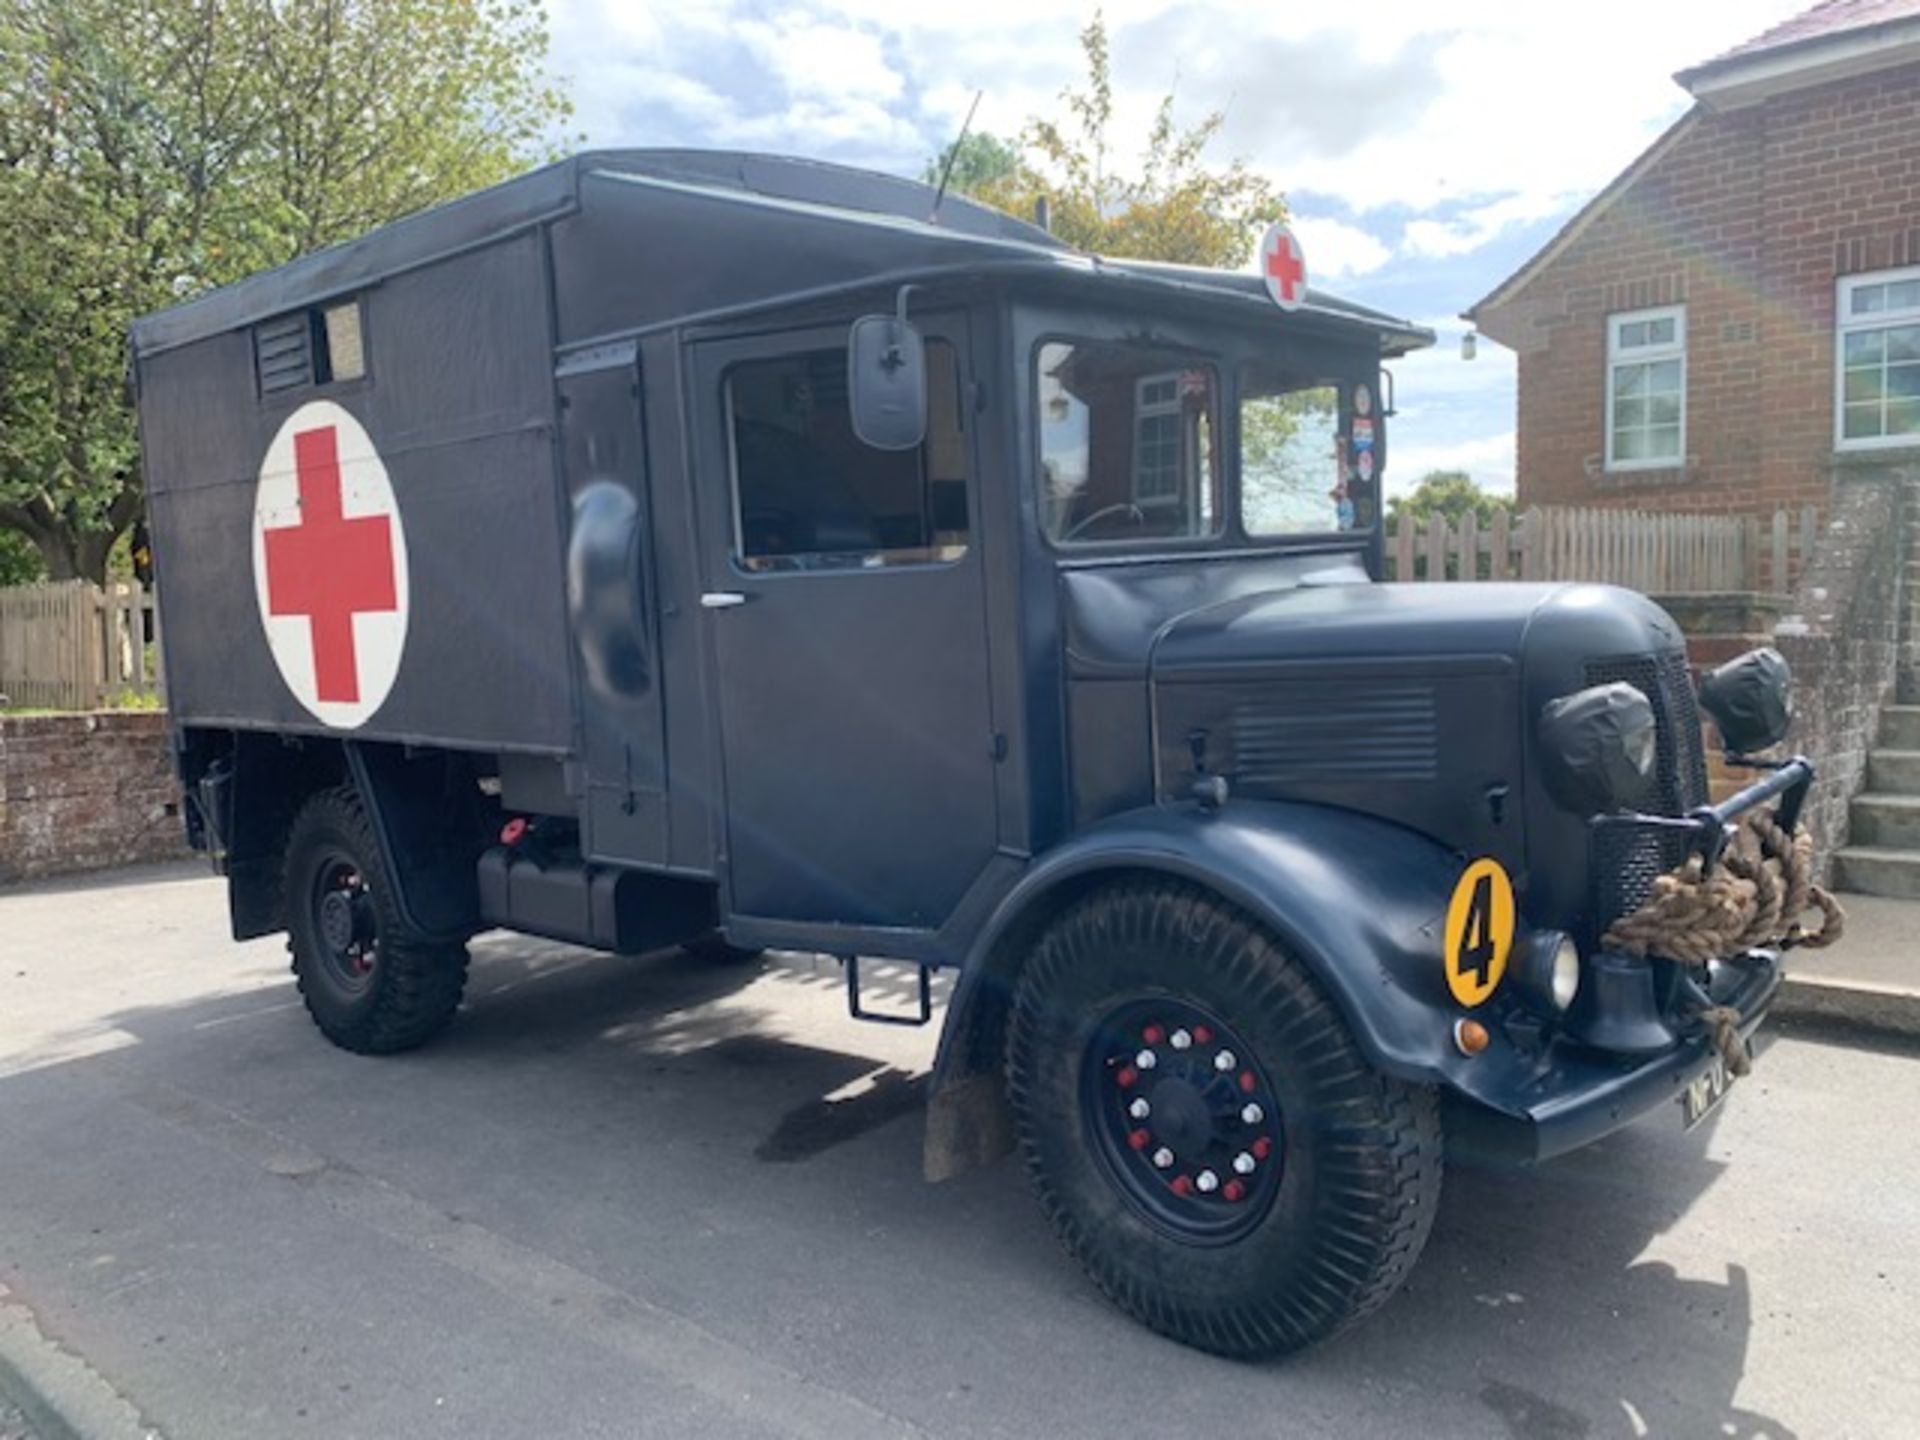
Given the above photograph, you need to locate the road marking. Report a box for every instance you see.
[119,1074,928,1440]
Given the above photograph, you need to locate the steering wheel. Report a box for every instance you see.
[1063,502,1148,542]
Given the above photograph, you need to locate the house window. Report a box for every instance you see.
[1606,305,1685,470]
[1133,374,1185,504]
[1837,267,1920,450]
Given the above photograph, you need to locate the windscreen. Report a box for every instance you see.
[1239,364,1353,536]
[1036,339,1221,545]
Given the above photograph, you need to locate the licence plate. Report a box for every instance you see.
[1680,1055,1733,1129]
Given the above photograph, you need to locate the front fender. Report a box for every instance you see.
[924,800,1509,1179]
[954,800,1482,1080]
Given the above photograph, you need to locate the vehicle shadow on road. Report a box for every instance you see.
[16,933,1808,1440]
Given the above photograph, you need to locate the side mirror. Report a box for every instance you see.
[848,311,927,451]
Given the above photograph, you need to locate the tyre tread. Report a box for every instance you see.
[1006,877,1442,1359]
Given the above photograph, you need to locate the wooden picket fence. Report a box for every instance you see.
[0,580,162,710]
[1384,503,1819,593]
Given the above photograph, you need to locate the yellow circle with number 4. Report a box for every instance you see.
[1444,858,1515,1008]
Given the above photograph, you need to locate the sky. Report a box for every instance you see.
[544,0,1810,497]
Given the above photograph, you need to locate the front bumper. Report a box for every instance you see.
[1457,758,1814,1164]
[1511,951,1779,1161]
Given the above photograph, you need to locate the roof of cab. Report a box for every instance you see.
[130,149,1433,359]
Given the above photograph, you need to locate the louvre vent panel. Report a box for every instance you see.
[1228,684,1439,784]
[255,315,313,394]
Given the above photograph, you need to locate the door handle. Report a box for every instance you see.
[700,591,749,609]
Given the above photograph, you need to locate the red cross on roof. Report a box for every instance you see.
[262,426,398,704]
[1263,227,1306,309]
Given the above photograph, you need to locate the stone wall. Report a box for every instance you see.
[1666,472,1909,879]
[0,711,193,885]
[1772,473,1911,870]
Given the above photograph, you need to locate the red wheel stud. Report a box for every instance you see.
[1252,1136,1273,1160]
[1128,1128,1151,1151]
[1116,1066,1138,1089]
[1170,1175,1194,1196]
[1223,1180,1246,1203]
[1142,1024,1166,1045]
[1238,1070,1257,1093]
[1192,1025,1213,1045]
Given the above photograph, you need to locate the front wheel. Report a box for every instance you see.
[1006,879,1442,1358]
[284,788,469,1054]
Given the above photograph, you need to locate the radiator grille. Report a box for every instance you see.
[1587,650,1710,930]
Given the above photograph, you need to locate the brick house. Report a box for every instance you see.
[1468,0,1920,543]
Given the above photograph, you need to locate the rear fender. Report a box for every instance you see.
[925,800,1496,1179]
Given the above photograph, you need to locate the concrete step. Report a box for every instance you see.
[1867,749,1920,794]
[1834,846,1920,900]
[1851,793,1920,849]
[1883,706,1920,749]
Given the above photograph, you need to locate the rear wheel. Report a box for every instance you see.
[1006,878,1442,1358]
[284,788,468,1054]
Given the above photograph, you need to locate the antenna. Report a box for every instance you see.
[929,90,984,223]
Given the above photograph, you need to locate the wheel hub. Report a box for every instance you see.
[319,889,358,951]
[1082,998,1284,1244]
[312,858,377,987]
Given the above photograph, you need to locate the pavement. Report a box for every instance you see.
[0,862,1917,1439]
[1773,890,1920,1037]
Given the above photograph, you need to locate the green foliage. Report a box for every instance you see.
[0,0,574,583]
[937,11,1285,267]
[923,132,1022,194]
[1388,471,1514,526]
[1240,388,1339,531]
[0,527,43,585]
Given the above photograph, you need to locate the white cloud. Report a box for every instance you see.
[1385,431,1516,498]
[1289,216,1392,281]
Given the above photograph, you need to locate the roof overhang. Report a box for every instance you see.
[1677,11,1920,110]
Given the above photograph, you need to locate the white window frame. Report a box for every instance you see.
[1132,372,1185,505]
[1835,265,1920,453]
[1605,304,1687,472]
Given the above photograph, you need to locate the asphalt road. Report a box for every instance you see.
[0,863,1914,1440]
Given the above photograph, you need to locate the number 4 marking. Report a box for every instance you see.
[1445,859,1514,1007]
[1458,874,1497,988]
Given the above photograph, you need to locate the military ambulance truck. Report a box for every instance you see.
[132,150,1819,1358]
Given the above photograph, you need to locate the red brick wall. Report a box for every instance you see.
[0,712,193,885]
[1480,61,1920,545]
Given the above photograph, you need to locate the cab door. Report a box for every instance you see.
[690,315,997,930]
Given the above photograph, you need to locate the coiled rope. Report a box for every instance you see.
[1600,810,1845,1076]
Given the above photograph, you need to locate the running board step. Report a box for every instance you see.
[846,955,935,1027]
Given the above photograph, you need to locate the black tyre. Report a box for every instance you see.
[284,788,469,1054]
[1006,878,1442,1359]
[682,932,765,966]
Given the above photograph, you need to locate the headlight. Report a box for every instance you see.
[1698,647,1792,755]
[1515,930,1581,1015]
[1537,682,1658,814]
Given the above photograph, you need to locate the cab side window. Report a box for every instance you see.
[726,340,969,572]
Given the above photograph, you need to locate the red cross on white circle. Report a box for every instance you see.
[1259,223,1308,311]
[251,400,410,728]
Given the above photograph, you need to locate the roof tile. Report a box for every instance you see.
[1693,0,1920,72]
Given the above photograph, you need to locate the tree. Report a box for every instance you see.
[923,132,1021,195]
[935,11,1285,268]
[0,0,572,583]
[0,528,41,586]
[1388,471,1514,527]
